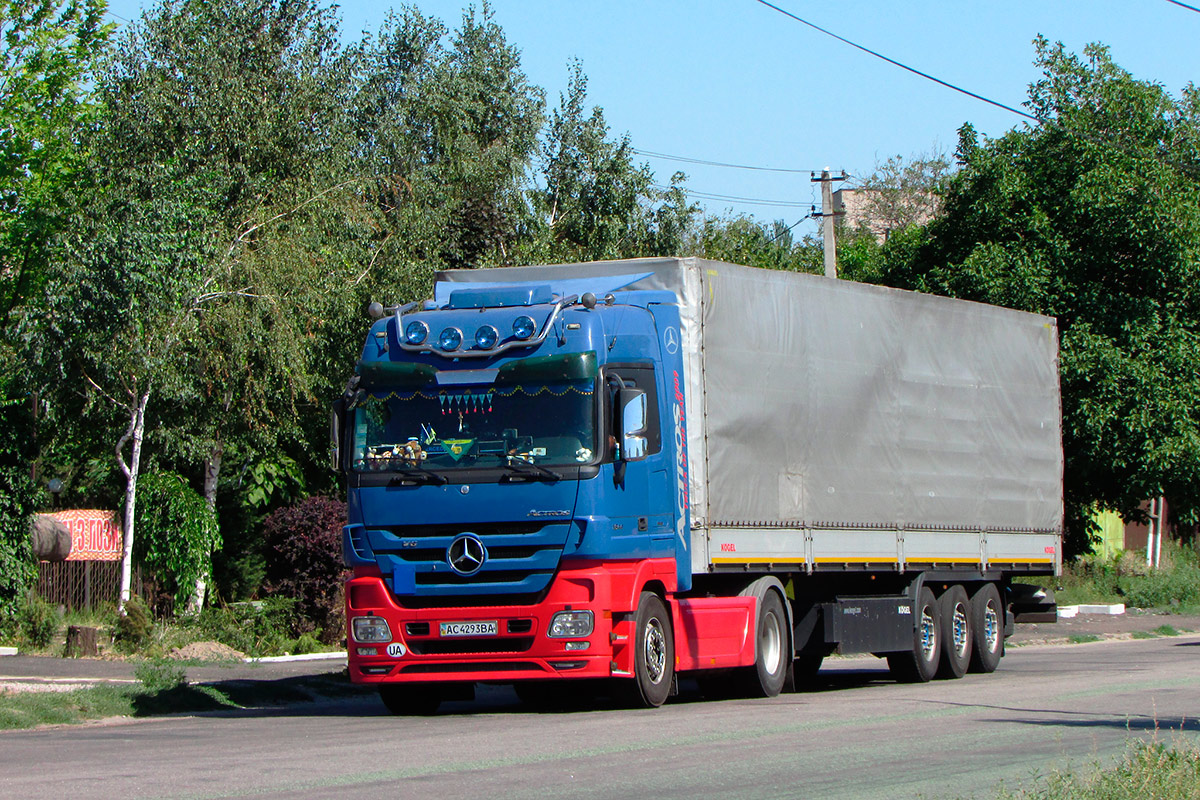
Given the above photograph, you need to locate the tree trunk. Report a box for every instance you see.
[187,444,222,614]
[118,388,151,613]
[65,626,99,658]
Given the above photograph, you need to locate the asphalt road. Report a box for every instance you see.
[2,635,1198,800]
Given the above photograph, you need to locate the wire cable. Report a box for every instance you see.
[1165,0,1200,13]
[754,0,1038,123]
[635,147,818,174]
[654,184,812,208]
[766,213,814,243]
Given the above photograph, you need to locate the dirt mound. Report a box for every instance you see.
[168,641,245,662]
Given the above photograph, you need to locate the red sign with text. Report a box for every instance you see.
[50,510,123,561]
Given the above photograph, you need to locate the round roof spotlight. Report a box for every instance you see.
[581,292,597,309]
[368,301,385,319]
[474,325,500,350]
[512,315,536,340]
[438,327,463,352]
[404,320,429,345]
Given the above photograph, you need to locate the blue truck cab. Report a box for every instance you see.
[336,275,704,711]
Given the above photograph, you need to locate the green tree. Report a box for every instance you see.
[134,472,220,614]
[688,214,822,274]
[876,39,1200,553]
[0,0,110,322]
[0,2,110,615]
[522,61,667,262]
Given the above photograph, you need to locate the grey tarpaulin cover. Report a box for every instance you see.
[437,257,1064,538]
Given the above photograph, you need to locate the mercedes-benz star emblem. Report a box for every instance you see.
[663,326,679,355]
[447,533,487,576]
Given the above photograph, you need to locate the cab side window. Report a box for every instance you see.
[606,364,662,455]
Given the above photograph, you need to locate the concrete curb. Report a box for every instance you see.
[244,651,347,664]
[1058,603,1126,619]
[0,646,18,657]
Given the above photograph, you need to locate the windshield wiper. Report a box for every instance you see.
[387,465,449,486]
[500,456,563,482]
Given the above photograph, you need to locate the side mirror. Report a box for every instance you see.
[330,398,345,471]
[617,387,648,462]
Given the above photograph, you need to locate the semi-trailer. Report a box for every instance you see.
[334,257,1062,713]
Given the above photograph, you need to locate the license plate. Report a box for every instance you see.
[439,620,498,637]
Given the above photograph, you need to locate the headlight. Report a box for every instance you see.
[351,616,392,643]
[404,320,429,345]
[512,315,536,340]
[438,327,463,351]
[547,610,594,638]
[474,325,499,349]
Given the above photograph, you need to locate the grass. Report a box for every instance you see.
[0,671,369,731]
[991,738,1200,800]
[1067,633,1102,644]
[1020,540,1200,610]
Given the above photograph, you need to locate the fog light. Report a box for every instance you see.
[438,326,463,351]
[564,641,590,651]
[512,315,536,340]
[404,320,429,345]
[356,647,378,656]
[474,325,499,349]
[547,610,594,638]
[352,616,392,643]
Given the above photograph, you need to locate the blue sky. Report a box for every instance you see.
[104,1,1200,235]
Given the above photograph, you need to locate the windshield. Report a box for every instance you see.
[351,378,597,473]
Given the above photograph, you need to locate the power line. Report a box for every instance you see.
[635,147,817,174]
[753,0,1038,123]
[766,213,814,243]
[654,184,812,209]
[1165,0,1200,13]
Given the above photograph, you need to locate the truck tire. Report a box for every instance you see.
[628,591,674,708]
[887,586,941,683]
[968,583,1004,673]
[379,684,441,715]
[742,589,789,697]
[936,584,972,679]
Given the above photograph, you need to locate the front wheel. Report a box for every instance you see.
[628,591,674,707]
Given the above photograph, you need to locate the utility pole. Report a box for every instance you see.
[811,168,847,278]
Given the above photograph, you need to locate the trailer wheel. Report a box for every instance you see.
[936,585,972,679]
[887,586,941,683]
[968,583,1004,673]
[628,591,674,707]
[379,684,441,716]
[743,589,789,697]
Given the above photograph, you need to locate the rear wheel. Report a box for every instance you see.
[936,585,972,679]
[379,684,442,716]
[628,591,674,708]
[887,586,941,683]
[968,583,1004,673]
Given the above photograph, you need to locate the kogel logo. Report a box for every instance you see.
[672,371,689,548]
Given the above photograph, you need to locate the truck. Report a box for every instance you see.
[332,257,1062,713]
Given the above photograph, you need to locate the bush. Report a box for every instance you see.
[182,597,297,658]
[18,595,59,649]
[262,497,348,643]
[134,472,221,614]
[290,632,322,656]
[135,659,187,692]
[113,594,154,653]
[1121,559,1200,609]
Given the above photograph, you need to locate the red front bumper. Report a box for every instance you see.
[345,561,654,684]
